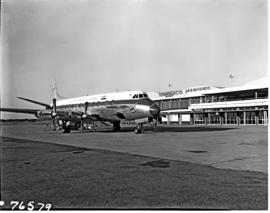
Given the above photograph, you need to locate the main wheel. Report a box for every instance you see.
[63,125,71,133]
[135,128,144,134]
[113,122,121,131]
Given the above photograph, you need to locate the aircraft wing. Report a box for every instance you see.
[17,97,51,109]
[0,108,39,114]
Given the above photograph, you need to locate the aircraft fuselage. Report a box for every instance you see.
[55,97,158,122]
[0,90,160,133]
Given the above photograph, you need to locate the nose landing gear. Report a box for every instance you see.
[135,123,144,134]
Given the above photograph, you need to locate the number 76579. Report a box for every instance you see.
[10,201,52,211]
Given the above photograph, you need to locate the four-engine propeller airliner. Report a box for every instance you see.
[0,87,161,134]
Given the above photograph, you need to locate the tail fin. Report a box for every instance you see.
[51,80,66,100]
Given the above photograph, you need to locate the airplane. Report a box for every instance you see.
[0,86,161,134]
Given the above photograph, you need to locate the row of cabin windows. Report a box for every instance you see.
[57,99,129,109]
[58,104,84,109]
[58,94,149,109]
[58,102,107,109]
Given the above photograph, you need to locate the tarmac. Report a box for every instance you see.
[1,123,268,173]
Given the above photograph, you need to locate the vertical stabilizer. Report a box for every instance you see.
[51,80,66,100]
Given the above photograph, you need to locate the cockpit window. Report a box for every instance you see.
[133,93,148,99]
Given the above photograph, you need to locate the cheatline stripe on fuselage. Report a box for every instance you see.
[56,98,156,110]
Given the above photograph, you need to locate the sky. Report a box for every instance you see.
[1,0,268,118]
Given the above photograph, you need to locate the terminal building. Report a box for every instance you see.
[149,77,268,126]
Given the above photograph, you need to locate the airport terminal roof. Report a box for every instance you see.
[203,77,268,95]
[148,77,268,100]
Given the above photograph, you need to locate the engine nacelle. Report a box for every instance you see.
[36,110,52,120]
[36,110,81,121]
[55,111,81,121]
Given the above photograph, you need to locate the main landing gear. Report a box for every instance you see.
[135,123,144,134]
[63,121,71,133]
[113,122,121,132]
[112,121,144,134]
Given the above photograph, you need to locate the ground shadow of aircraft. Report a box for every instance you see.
[70,125,238,134]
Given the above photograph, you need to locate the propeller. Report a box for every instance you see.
[149,104,163,127]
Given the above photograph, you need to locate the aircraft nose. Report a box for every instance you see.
[150,104,160,117]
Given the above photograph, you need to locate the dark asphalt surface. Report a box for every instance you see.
[1,124,268,172]
[0,136,268,210]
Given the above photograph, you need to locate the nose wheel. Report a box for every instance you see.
[135,123,144,134]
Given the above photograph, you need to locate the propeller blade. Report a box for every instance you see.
[52,98,57,130]
[85,102,88,115]
[52,118,56,130]
[80,102,89,130]
[53,98,56,113]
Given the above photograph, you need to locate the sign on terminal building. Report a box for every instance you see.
[160,86,219,97]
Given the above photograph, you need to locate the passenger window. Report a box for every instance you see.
[133,94,138,99]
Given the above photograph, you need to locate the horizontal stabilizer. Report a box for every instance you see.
[0,108,39,114]
[17,97,51,109]
[86,114,102,121]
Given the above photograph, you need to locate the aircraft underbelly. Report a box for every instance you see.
[90,104,149,121]
[125,110,148,120]
[90,106,120,121]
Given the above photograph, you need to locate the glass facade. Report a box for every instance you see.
[155,88,268,126]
